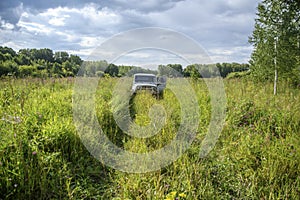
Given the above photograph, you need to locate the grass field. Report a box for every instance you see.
[0,77,299,199]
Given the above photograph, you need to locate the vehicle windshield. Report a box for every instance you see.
[134,75,156,83]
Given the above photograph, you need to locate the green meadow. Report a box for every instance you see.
[0,77,299,199]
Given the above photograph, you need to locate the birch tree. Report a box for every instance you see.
[249,0,300,93]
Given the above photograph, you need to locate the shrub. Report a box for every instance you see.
[226,70,251,79]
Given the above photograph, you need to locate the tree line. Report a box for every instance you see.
[157,63,249,78]
[0,46,83,78]
[78,61,157,77]
[0,46,249,79]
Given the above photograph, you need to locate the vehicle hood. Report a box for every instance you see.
[133,83,157,87]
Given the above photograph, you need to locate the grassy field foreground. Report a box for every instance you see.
[0,77,299,199]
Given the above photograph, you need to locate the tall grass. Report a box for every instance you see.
[0,77,299,199]
[0,78,110,199]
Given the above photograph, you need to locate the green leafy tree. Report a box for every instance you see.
[82,61,97,76]
[104,63,119,77]
[118,65,134,76]
[69,55,83,66]
[0,46,88,77]
[54,51,69,63]
[0,46,16,57]
[0,61,16,76]
[158,64,182,77]
[0,53,13,62]
[62,60,75,76]
[18,65,36,77]
[15,54,31,65]
[62,60,73,72]
[249,0,300,92]
[183,64,200,79]
[51,62,63,76]
[39,48,54,62]
[126,66,157,76]
[1,60,18,76]
[167,64,183,77]
[158,65,169,76]
[18,49,31,57]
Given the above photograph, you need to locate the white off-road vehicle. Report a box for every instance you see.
[131,73,166,99]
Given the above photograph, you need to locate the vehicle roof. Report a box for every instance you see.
[133,73,156,77]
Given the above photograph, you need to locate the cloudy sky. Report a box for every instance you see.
[0,0,261,66]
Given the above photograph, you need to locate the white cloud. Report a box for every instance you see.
[18,20,53,35]
[0,17,15,30]
[48,16,68,26]
[1,21,14,30]
[0,0,262,64]
[17,5,121,35]
[79,36,105,48]
[109,0,184,12]
[6,4,121,54]
[208,45,253,63]
[145,0,260,63]
[114,49,190,69]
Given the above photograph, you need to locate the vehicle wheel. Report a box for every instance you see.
[160,91,164,99]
